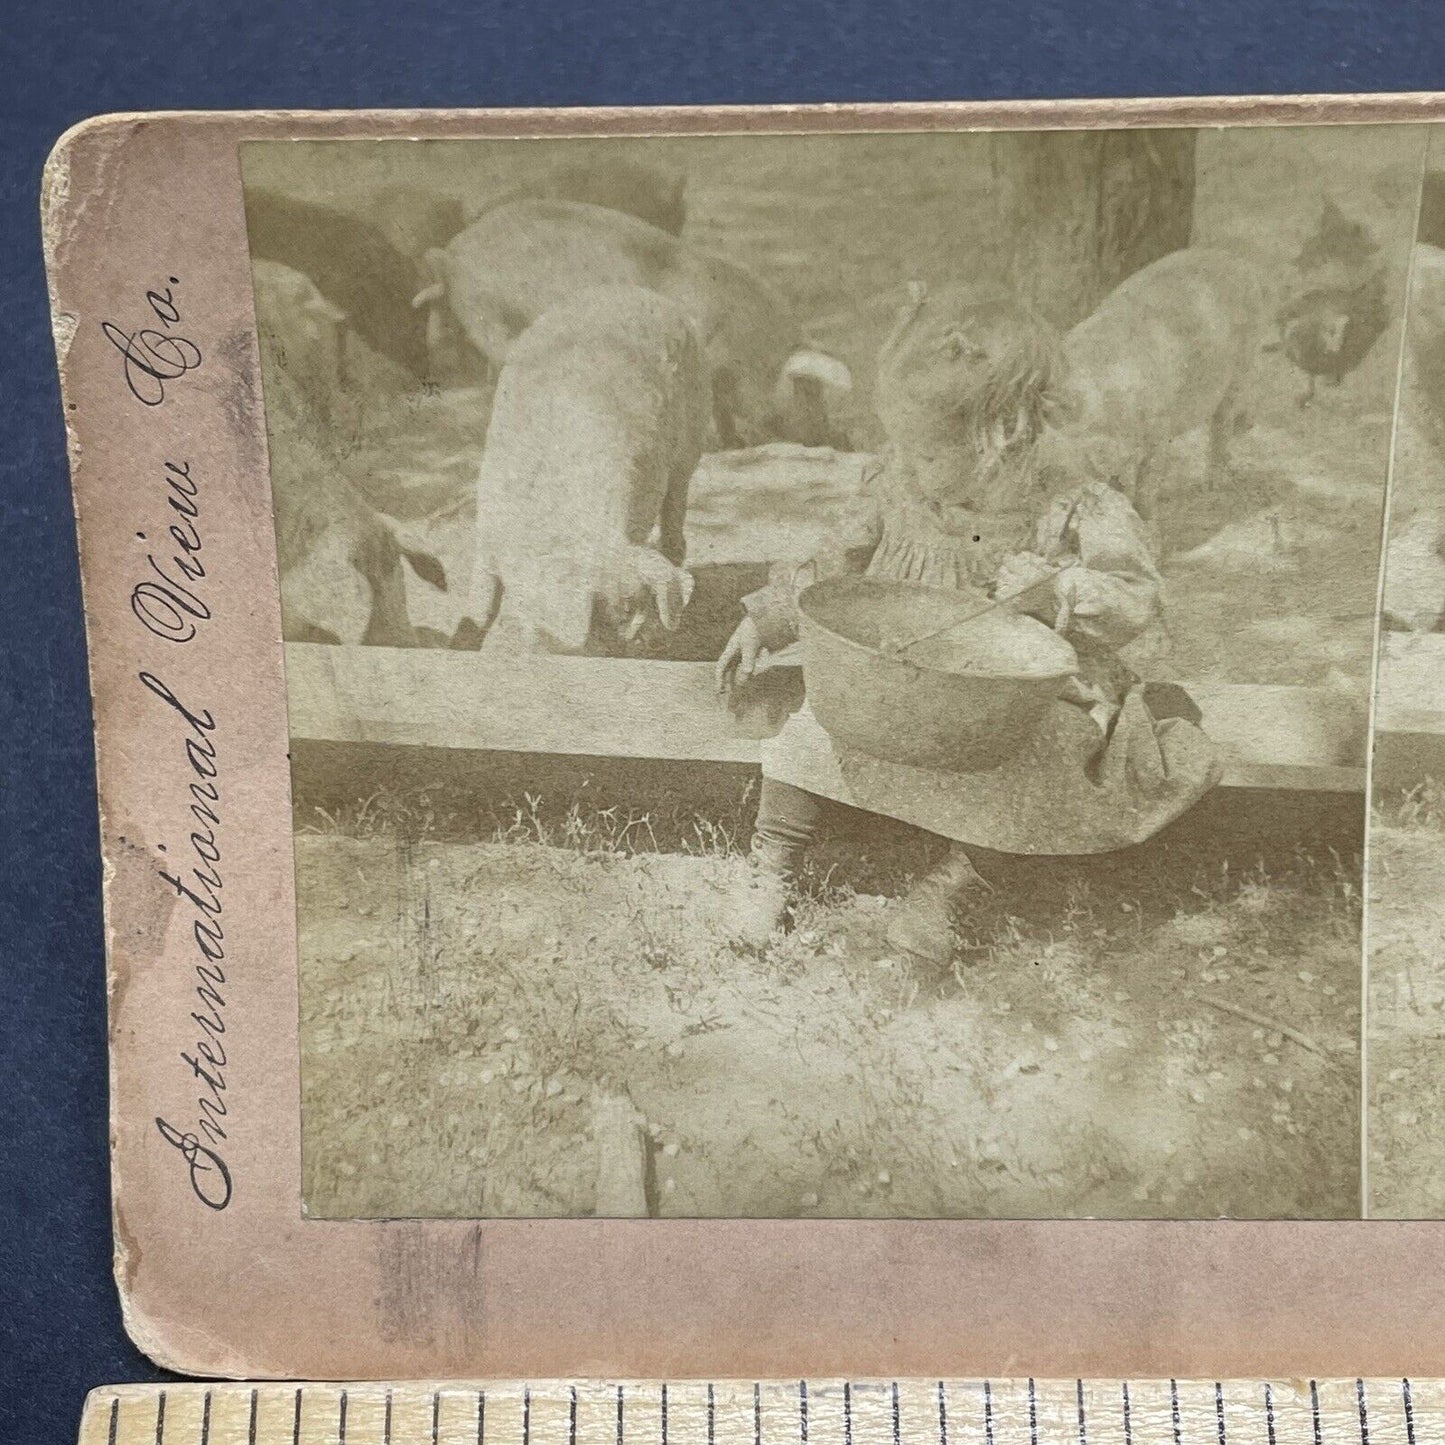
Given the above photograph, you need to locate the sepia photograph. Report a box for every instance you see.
[1368,141,1445,1219]
[241,123,1423,1222]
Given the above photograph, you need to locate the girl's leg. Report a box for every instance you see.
[885,841,987,969]
[729,779,825,945]
[751,778,825,876]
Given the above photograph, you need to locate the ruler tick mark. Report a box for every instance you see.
[77,1376,1431,1445]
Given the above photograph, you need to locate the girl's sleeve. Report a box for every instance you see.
[741,464,884,652]
[1034,482,1163,652]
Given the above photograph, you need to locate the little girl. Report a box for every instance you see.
[715,283,1220,968]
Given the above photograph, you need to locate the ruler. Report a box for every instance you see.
[79,1379,1437,1445]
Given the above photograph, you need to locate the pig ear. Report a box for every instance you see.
[636,551,694,631]
[412,248,449,309]
[879,283,929,361]
[304,293,347,326]
[783,348,852,393]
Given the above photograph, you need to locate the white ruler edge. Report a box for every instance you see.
[79,1378,1432,1445]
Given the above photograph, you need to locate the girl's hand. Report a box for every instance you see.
[716,615,765,693]
[994,550,1056,603]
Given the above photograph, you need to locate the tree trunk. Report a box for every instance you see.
[996,130,1198,331]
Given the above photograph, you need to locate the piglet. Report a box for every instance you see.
[1047,246,1271,519]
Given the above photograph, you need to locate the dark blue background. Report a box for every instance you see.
[4,3,1445,1441]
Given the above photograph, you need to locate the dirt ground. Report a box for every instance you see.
[1367,786,1445,1217]
[297,767,1361,1221]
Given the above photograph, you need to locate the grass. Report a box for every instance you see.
[1383,776,1445,832]
[294,761,1363,1222]
[1367,777,1445,1217]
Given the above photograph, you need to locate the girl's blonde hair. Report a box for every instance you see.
[874,283,1062,502]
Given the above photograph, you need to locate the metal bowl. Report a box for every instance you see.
[797,576,1079,771]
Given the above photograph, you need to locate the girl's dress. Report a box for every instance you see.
[743,457,1223,856]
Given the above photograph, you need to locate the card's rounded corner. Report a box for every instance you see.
[44,111,142,183]
[115,1270,254,1379]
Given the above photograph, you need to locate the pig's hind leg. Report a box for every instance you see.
[1206,385,1242,489]
[1131,446,1162,521]
[1127,447,1168,558]
[656,463,693,567]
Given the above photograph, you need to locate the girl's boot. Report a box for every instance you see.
[726,780,822,947]
[885,844,986,968]
[728,837,799,946]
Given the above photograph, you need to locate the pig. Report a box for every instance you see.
[244,188,431,377]
[1384,242,1445,632]
[265,368,447,646]
[454,285,707,655]
[250,259,350,421]
[411,199,851,450]
[475,157,688,236]
[1043,247,1270,520]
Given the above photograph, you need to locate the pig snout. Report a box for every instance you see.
[711,348,852,451]
[771,348,853,448]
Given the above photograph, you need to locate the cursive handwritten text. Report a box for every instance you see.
[130,459,212,643]
[142,671,233,1210]
[102,278,202,407]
